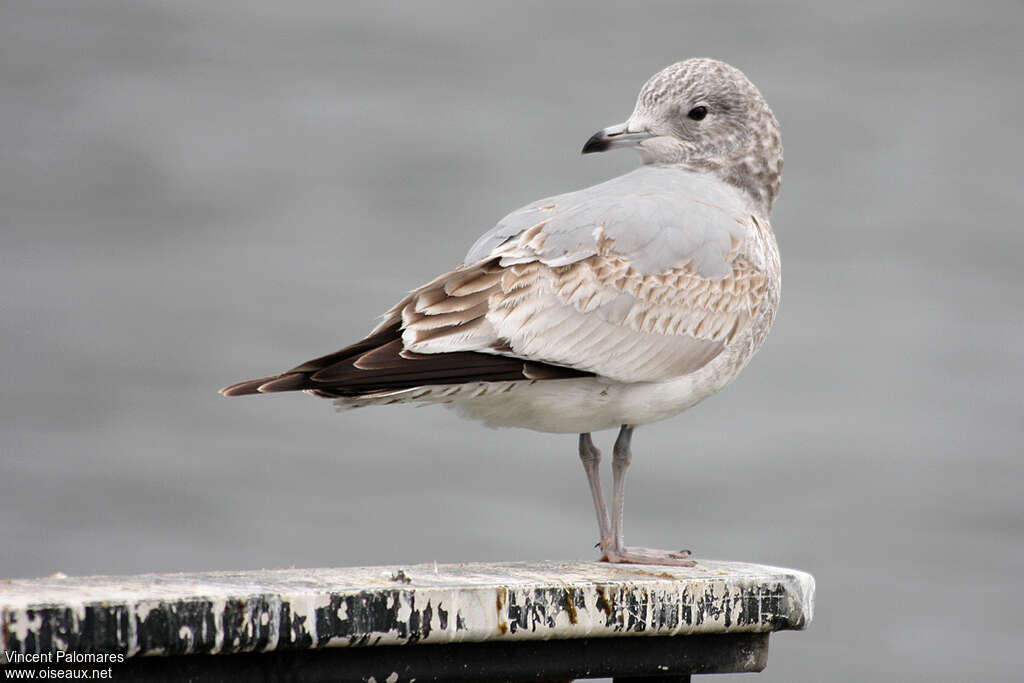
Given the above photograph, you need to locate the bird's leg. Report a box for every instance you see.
[609,424,632,554]
[602,425,697,567]
[578,433,612,548]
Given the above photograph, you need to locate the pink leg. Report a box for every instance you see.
[603,425,696,567]
[578,433,612,546]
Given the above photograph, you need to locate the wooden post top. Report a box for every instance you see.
[1,560,814,659]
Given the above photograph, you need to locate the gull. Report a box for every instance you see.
[222,58,783,566]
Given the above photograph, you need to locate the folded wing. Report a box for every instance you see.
[221,166,770,398]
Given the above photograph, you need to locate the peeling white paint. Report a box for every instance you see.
[126,600,139,658]
[6,610,42,645]
[264,595,281,653]
[1,560,813,658]
[395,593,412,625]
[133,600,159,624]
[210,597,226,653]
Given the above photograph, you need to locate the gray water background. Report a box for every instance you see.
[2,2,1022,680]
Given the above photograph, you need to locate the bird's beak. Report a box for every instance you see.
[581,122,656,154]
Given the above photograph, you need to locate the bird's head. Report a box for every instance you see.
[583,58,783,213]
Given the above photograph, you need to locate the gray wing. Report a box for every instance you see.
[222,166,772,399]
[466,165,750,277]
[369,165,770,383]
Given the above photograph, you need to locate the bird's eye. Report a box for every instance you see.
[687,106,708,121]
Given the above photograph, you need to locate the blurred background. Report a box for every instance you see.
[2,1,1022,680]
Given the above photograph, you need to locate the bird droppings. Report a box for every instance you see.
[629,569,680,580]
[564,589,579,625]
[496,586,509,635]
[596,585,614,616]
[1,560,812,658]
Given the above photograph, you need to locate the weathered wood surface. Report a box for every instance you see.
[1,560,813,659]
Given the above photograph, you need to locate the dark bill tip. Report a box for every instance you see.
[581,130,609,154]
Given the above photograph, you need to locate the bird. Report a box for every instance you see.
[221,58,782,567]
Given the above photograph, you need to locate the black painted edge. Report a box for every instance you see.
[106,632,771,682]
